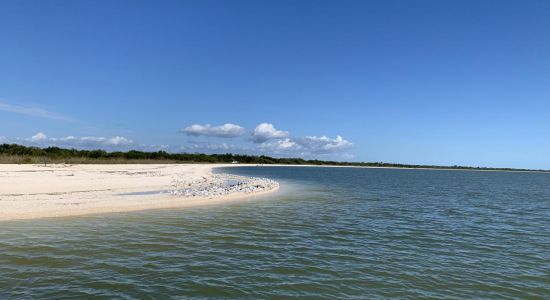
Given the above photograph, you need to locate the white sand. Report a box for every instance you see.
[0,164,278,221]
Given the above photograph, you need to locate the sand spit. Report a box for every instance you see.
[0,164,279,221]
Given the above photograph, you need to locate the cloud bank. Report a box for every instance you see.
[177,121,353,159]
[1,122,354,160]
[300,135,353,153]
[259,135,353,158]
[183,123,245,138]
[16,133,134,149]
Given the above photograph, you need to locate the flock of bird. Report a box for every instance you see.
[169,174,278,198]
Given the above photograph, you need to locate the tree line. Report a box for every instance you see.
[0,143,546,172]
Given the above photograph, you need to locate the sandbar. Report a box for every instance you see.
[0,164,278,221]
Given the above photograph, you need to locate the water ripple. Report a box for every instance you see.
[1,167,550,298]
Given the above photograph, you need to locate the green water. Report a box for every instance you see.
[1,167,549,299]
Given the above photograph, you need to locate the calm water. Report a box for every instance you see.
[1,167,549,299]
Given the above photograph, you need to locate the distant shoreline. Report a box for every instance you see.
[225,164,550,174]
[1,143,548,173]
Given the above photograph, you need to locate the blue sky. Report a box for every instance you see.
[1,0,549,168]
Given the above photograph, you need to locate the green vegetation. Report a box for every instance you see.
[0,143,547,172]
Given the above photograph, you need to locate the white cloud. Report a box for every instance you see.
[0,136,6,143]
[106,136,133,145]
[24,133,134,149]
[277,138,299,150]
[183,123,245,138]
[299,135,353,153]
[0,101,72,121]
[251,123,289,143]
[50,136,76,142]
[260,138,301,152]
[30,132,48,142]
[259,135,354,158]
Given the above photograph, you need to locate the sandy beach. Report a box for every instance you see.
[0,164,278,221]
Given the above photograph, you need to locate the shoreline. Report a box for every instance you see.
[223,164,550,174]
[1,162,545,222]
[0,164,279,222]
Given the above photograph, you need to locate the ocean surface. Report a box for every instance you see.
[1,166,549,299]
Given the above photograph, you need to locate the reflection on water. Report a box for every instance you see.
[1,167,550,298]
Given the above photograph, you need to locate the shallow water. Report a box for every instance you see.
[1,166,549,298]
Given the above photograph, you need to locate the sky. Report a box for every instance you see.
[1,0,549,168]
